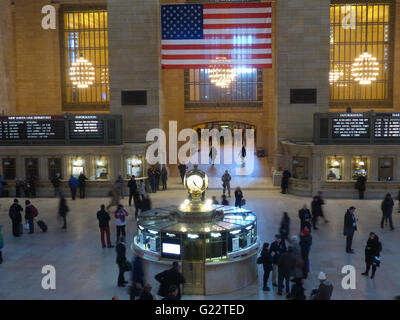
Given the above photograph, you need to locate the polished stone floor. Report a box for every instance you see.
[0,187,399,300]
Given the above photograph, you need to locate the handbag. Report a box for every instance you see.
[24,222,30,231]
[256,256,263,264]
[373,256,381,267]
[122,261,132,272]
[241,198,246,206]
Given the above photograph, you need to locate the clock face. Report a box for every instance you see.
[186,175,204,193]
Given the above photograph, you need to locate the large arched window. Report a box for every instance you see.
[330,1,394,107]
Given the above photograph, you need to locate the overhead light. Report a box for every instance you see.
[358,160,365,166]
[180,227,187,233]
[96,160,104,166]
[204,227,210,232]
[188,233,199,239]
[211,232,221,238]
[166,233,176,238]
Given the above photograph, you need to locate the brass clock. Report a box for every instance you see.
[184,166,208,200]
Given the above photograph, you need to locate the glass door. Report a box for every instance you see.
[182,238,205,295]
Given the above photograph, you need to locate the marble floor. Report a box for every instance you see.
[0,187,399,300]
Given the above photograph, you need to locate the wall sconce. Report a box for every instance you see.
[73,159,83,166]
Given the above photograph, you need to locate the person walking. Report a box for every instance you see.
[51,174,61,198]
[298,204,312,231]
[106,187,121,212]
[116,175,124,199]
[240,144,246,165]
[279,212,290,245]
[234,187,244,208]
[259,243,273,291]
[58,195,69,230]
[78,172,88,199]
[299,226,312,279]
[130,252,145,300]
[281,168,291,194]
[277,246,297,297]
[209,146,217,165]
[381,193,394,230]
[68,175,79,200]
[155,261,185,299]
[116,236,128,287]
[128,175,137,207]
[9,199,23,237]
[161,166,168,190]
[221,170,231,197]
[289,235,304,280]
[97,204,113,248]
[355,173,367,200]
[269,234,287,287]
[310,272,333,300]
[311,196,323,230]
[24,200,38,234]
[178,163,188,184]
[361,232,382,279]
[114,204,128,241]
[0,225,3,264]
[344,206,357,254]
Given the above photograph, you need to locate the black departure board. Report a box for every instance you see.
[332,115,370,138]
[0,114,122,145]
[69,116,104,139]
[374,114,400,138]
[0,116,65,140]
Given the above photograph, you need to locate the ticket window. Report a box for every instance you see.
[126,156,144,178]
[48,158,62,180]
[71,158,85,178]
[292,157,308,180]
[378,158,394,181]
[2,158,16,180]
[95,157,109,180]
[25,158,39,179]
[352,156,369,180]
[326,157,343,181]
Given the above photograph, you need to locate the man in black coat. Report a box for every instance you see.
[344,207,357,253]
[277,246,297,296]
[128,176,137,207]
[97,204,113,248]
[298,204,312,231]
[78,173,88,199]
[269,234,287,287]
[260,242,273,291]
[116,236,128,287]
[178,164,188,184]
[311,194,328,230]
[381,193,394,230]
[155,261,185,299]
[355,174,367,199]
[281,168,291,194]
[9,199,23,237]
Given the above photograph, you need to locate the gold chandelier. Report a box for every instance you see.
[69,55,95,88]
[208,57,236,88]
[329,66,344,84]
[351,4,379,85]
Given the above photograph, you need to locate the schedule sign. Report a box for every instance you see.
[0,116,65,140]
[332,114,370,138]
[374,114,400,138]
[69,116,104,139]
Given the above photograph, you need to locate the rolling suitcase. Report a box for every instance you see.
[37,220,48,232]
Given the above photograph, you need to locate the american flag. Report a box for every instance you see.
[161,2,272,69]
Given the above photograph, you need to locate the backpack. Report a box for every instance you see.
[30,205,38,218]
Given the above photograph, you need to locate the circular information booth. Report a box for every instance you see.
[133,166,259,295]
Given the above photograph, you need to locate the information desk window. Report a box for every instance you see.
[48,158,62,180]
[136,228,160,253]
[326,157,343,181]
[95,157,109,180]
[378,158,394,181]
[292,157,308,180]
[206,232,227,261]
[352,156,368,180]
[25,158,39,179]
[228,230,247,252]
[71,158,85,178]
[2,158,16,180]
[126,156,144,178]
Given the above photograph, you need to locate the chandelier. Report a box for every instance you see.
[208,57,236,88]
[351,4,379,85]
[329,66,344,84]
[69,55,95,88]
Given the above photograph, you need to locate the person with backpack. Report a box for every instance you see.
[114,204,128,241]
[9,199,23,237]
[362,232,382,279]
[25,200,38,234]
[257,242,273,291]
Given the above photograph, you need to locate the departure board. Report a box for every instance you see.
[332,115,370,138]
[69,116,104,139]
[374,114,400,138]
[0,116,65,140]
[0,114,122,145]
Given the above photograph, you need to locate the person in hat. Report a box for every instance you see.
[310,272,333,300]
[269,234,287,287]
[343,206,358,254]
